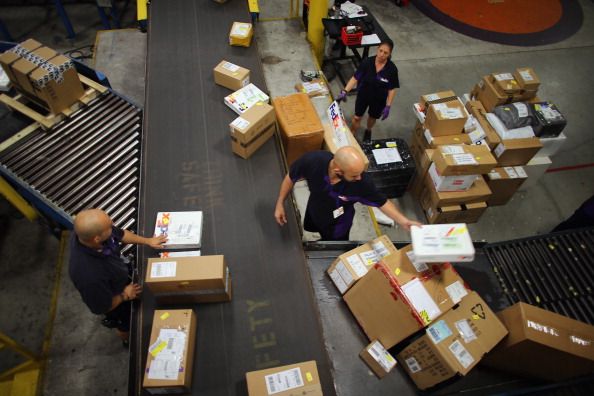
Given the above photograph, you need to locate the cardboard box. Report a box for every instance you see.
[465,100,501,150]
[424,130,472,148]
[485,166,527,206]
[419,90,457,111]
[273,93,324,165]
[536,132,566,158]
[489,72,521,96]
[493,138,543,166]
[229,22,253,47]
[143,309,197,394]
[344,252,469,348]
[518,156,552,191]
[0,39,43,88]
[360,340,397,378]
[145,255,232,303]
[154,211,203,249]
[433,144,497,176]
[224,83,270,115]
[322,122,368,170]
[295,78,329,97]
[230,102,276,159]
[474,76,513,112]
[397,292,508,390]
[514,67,540,91]
[411,223,475,262]
[327,235,397,294]
[483,302,594,381]
[423,201,487,225]
[423,172,492,206]
[425,98,468,136]
[409,148,435,200]
[428,163,477,192]
[246,361,322,396]
[213,60,250,91]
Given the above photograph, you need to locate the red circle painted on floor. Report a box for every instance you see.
[430,0,562,34]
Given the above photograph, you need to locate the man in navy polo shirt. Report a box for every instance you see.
[69,209,166,346]
[274,147,421,240]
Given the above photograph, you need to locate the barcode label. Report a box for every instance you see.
[449,340,475,369]
[222,61,240,72]
[264,367,304,395]
[494,73,513,81]
[427,320,453,344]
[372,241,391,258]
[441,145,465,155]
[406,250,429,272]
[405,357,421,373]
[151,261,177,278]
[346,253,368,278]
[445,280,468,304]
[329,269,348,294]
[369,340,396,372]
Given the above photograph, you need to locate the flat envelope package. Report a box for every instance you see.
[359,340,397,378]
[273,93,324,165]
[246,360,322,396]
[327,234,398,294]
[230,102,276,159]
[224,83,270,115]
[483,302,594,381]
[397,292,508,390]
[143,309,197,394]
[344,246,469,349]
[145,255,232,303]
[213,60,250,91]
[411,223,475,262]
[154,211,203,249]
[229,22,253,47]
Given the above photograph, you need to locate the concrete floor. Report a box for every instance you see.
[0,0,593,395]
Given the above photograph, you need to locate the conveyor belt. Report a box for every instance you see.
[0,91,142,250]
[485,227,594,325]
[132,0,334,395]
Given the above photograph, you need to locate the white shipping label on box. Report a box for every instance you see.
[445,280,468,304]
[455,319,477,343]
[402,278,441,324]
[504,166,519,178]
[329,269,348,294]
[514,166,528,178]
[346,254,368,278]
[151,261,177,278]
[372,241,390,258]
[231,23,251,37]
[488,169,502,180]
[427,320,453,345]
[494,73,514,81]
[452,153,478,165]
[265,367,304,395]
[425,93,440,102]
[372,147,402,164]
[441,145,465,155]
[440,107,463,120]
[369,341,397,372]
[147,358,181,380]
[406,250,429,272]
[230,117,250,131]
[424,129,433,144]
[405,357,422,373]
[147,329,187,380]
[448,340,475,369]
[222,61,240,72]
[302,82,323,93]
[519,69,534,81]
[494,143,505,158]
[513,103,529,118]
[468,127,486,143]
[359,250,380,267]
[336,262,354,286]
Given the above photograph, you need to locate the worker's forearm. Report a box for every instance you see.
[122,229,150,245]
[109,293,125,311]
[386,88,397,106]
[379,200,408,225]
[344,77,358,93]
[276,175,295,206]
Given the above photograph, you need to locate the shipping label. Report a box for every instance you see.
[513,102,529,118]
[441,145,465,155]
[504,166,518,178]
[372,240,391,258]
[455,319,477,343]
[494,143,505,158]
[406,250,429,272]
[494,73,514,81]
[329,269,348,294]
[346,253,368,277]
[514,166,527,178]
[405,356,422,373]
[358,250,380,267]
[452,153,478,166]
[222,61,240,72]
[151,261,177,278]
[230,117,250,131]
[445,280,468,304]
[369,340,396,372]
[336,262,354,286]
[402,278,441,324]
[265,367,304,395]
[519,69,534,81]
[424,129,433,144]
[448,340,475,369]
[427,320,453,344]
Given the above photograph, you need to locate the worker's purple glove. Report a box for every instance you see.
[336,90,347,103]
[381,105,391,121]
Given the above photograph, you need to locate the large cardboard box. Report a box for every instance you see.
[422,200,487,225]
[322,122,368,170]
[143,309,197,394]
[485,166,527,206]
[483,302,594,381]
[145,255,232,303]
[397,292,508,390]
[513,67,540,91]
[344,251,469,349]
[410,148,435,200]
[273,93,324,165]
[473,76,513,112]
[154,211,203,249]
[419,90,457,110]
[518,156,552,191]
[493,138,542,166]
[411,223,475,262]
[465,100,501,150]
[224,83,270,115]
[213,60,250,91]
[423,171,492,207]
[425,98,468,136]
[230,102,276,159]
[229,22,253,47]
[359,340,397,379]
[433,144,497,176]
[246,361,322,396]
[327,234,397,294]
[0,39,43,88]
[428,163,477,192]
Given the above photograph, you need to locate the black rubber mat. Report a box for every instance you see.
[130,1,334,395]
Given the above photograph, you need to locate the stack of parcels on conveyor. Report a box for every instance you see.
[326,226,515,388]
[143,211,233,394]
[468,68,568,191]
[0,38,84,114]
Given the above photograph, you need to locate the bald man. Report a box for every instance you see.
[69,209,166,346]
[275,147,421,240]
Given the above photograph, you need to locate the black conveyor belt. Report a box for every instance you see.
[131,1,334,395]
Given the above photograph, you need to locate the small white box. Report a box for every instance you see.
[428,163,477,192]
[224,83,269,115]
[411,224,475,263]
[154,211,203,249]
[535,132,566,158]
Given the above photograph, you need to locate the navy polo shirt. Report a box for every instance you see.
[354,56,399,100]
[290,151,387,238]
[69,226,129,315]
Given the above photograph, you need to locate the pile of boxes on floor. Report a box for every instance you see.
[327,224,594,390]
[141,211,233,394]
[0,39,85,113]
[409,67,567,224]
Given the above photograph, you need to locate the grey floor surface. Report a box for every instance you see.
[0,0,593,395]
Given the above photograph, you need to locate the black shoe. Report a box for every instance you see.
[363,129,372,143]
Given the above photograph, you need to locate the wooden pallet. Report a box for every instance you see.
[0,74,108,152]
